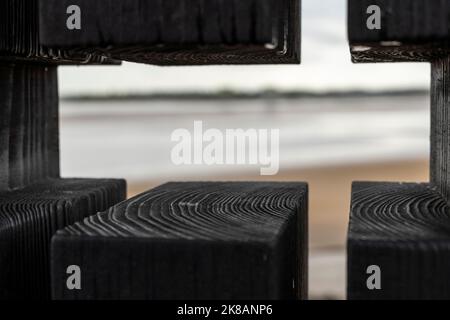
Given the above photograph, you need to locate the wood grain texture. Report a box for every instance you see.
[39,0,301,65]
[348,0,450,62]
[350,44,450,63]
[348,182,450,300]
[0,64,59,191]
[51,182,308,300]
[0,0,117,65]
[431,56,450,204]
[0,62,127,300]
[347,4,450,300]
[0,178,126,300]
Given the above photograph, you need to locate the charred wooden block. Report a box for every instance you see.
[348,182,450,300]
[431,57,450,206]
[0,64,59,191]
[0,62,127,300]
[0,178,126,300]
[347,3,450,300]
[51,182,308,300]
[348,0,450,62]
[38,0,301,65]
[0,0,116,64]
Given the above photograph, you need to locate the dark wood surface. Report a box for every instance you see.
[41,0,276,46]
[1,0,301,65]
[0,178,126,300]
[348,0,450,62]
[0,63,127,299]
[431,56,450,204]
[39,0,301,65]
[52,182,308,300]
[0,0,117,65]
[347,2,450,300]
[348,181,450,300]
[0,64,59,191]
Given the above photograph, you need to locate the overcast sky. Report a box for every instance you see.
[59,0,430,96]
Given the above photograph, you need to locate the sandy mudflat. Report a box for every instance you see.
[127,158,429,249]
[310,249,346,300]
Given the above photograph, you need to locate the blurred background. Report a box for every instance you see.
[57,0,430,299]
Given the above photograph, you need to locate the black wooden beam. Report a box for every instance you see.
[38,0,301,65]
[0,178,126,300]
[0,0,118,65]
[431,56,450,204]
[0,64,59,190]
[347,1,450,300]
[51,182,308,300]
[0,63,127,299]
[348,182,450,300]
[348,0,450,62]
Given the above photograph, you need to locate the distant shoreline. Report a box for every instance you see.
[61,89,429,102]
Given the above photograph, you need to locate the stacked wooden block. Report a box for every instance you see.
[38,0,301,65]
[0,64,127,299]
[0,178,126,299]
[0,0,305,300]
[347,0,450,299]
[0,0,112,64]
[52,182,308,300]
